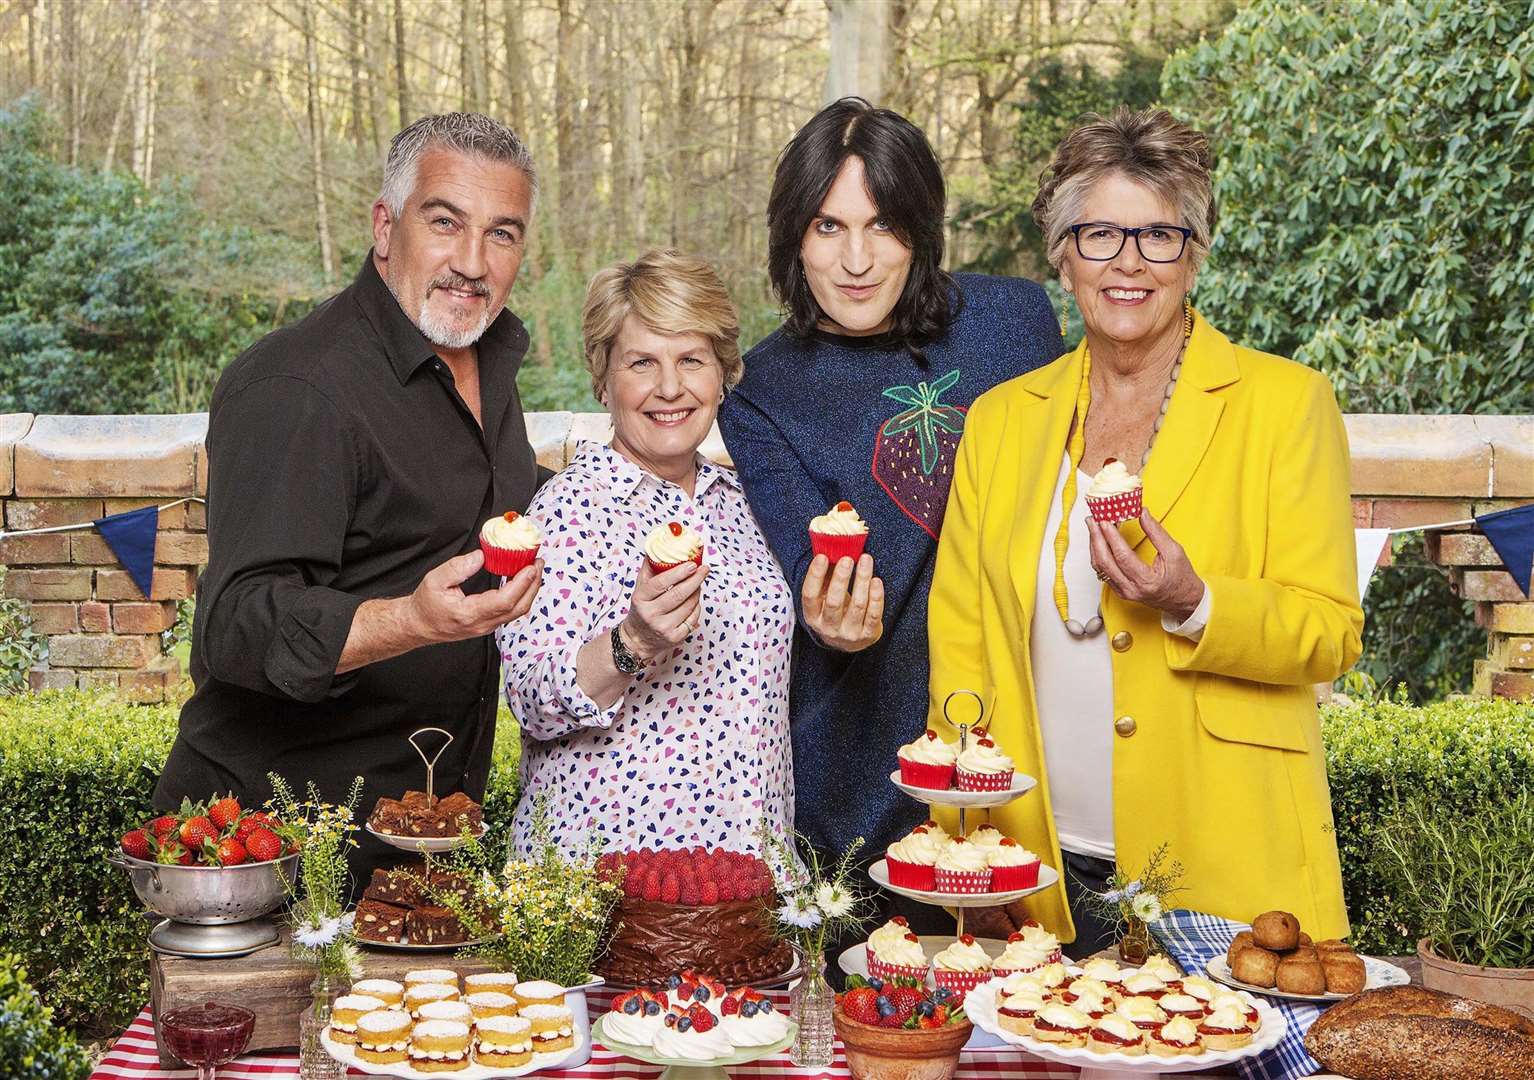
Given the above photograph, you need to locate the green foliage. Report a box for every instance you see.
[1347,534,1486,702]
[0,955,90,1080]
[0,692,178,1036]
[1162,0,1534,413]
[1321,694,1534,956]
[0,95,319,414]
[0,570,46,696]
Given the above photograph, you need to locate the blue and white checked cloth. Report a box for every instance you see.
[1151,908,1323,1080]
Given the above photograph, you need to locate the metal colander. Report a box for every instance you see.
[107,852,298,925]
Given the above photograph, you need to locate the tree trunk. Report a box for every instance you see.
[824,0,888,105]
[500,0,526,135]
[63,0,80,164]
[554,0,576,243]
[348,0,367,149]
[302,0,337,282]
[130,0,153,184]
[26,0,38,88]
[459,0,475,112]
[393,0,410,127]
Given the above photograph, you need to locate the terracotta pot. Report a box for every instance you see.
[1418,938,1534,1018]
[834,1008,972,1080]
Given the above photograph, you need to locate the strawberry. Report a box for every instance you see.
[887,986,924,1023]
[146,815,178,841]
[871,369,968,538]
[179,815,217,851]
[215,838,248,866]
[686,1003,715,1032]
[641,873,663,902]
[700,881,720,905]
[839,987,880,1025]
[234,812,273,843]
[207,796,241,832]
[120,829,152,860]
[244,827,283,863]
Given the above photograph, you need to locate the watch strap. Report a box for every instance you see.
[610,623,645,674]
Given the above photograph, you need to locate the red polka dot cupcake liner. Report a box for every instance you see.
[808,530,867,565]
[481,542,539,578]
[647,551,704,574]
[897,758,955,790]
[955,767,1013,792]
[934,868,993,895]
[932,967,991,1005]
[866,948,930,984]
[1084,488,1143,525]
[885,856,937,892]
[990,860,1042,892]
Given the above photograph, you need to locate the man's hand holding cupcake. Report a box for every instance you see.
[802,500,884,653]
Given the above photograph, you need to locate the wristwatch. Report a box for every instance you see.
[610,623,646,675]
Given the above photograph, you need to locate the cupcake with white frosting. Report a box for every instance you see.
[931,934,994,1004]
[933,835,991,894]
[807,500,869,564]
[955,735,1015,792]
[987,837,1041,891]
[644,521,703,572]
[896,728,958,789]
[964,823,1006,849]
[884,824,946,890]
[1084,458,1143,524]
[480,510,543,576]
[866,925,930,983]
[993,933,1055,978]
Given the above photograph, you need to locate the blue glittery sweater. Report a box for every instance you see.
[717,273,1063,862]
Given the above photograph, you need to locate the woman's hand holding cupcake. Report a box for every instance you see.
[618,557,708,664]
[643,521,704,572]
[1086,507,1204,625]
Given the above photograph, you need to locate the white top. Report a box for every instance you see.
[1030,455,1209,860]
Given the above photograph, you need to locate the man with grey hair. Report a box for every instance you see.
[156,113,545,900]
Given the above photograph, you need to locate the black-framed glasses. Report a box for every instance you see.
[1068,222,1192,263]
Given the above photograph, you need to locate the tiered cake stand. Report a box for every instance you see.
[869,691,1059,942]
[360,727,492,950]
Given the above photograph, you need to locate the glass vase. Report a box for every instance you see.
[298,972,346,1080]
[1119,916,1152,965]
[789,948,835,1069]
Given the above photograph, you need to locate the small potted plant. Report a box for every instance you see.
[1374,789,1534,1016]
[1083,842,1185,965]
[833,974,971,1080]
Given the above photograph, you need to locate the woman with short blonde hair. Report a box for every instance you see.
[497,250,794,859]
[929,106,1361,953]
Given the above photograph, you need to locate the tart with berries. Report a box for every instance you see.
[834,975,972,1080]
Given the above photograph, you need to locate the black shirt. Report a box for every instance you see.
[155,255,538,886]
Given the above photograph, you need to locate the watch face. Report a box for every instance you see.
[611,625,642,673]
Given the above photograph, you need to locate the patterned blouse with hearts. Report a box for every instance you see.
[495,441,795,859]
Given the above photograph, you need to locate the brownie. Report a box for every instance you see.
[367,796,412,835]
[368,790,483,838]
[426,868,474,907]
[407,905,470,946]
[362,862,428,906]
[353,899,409,943]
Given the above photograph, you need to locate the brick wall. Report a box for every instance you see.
[3,412,1531,702]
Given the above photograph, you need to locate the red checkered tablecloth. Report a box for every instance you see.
[91,989,1080,1079]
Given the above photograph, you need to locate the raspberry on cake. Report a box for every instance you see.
[408,1018,472,1073]
[353,1009,412,1065]
[474,1014,534,1067]
[523,1003,576,1053]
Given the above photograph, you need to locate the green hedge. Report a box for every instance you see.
[1321,694,1534,956]
[0,692,521,1037]
[0,954,90,1080]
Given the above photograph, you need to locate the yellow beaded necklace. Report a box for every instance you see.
[1052,299,1194,637]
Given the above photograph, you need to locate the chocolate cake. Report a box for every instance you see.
[407,904,472,946]
[354,899,408,943]
[356,860,479,946]
[599,895,794,987]
[367,790,484,839]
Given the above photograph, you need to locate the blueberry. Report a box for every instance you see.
[867,977,884,991]
[644,1000,661,1016]
[741,1000,758,1018]
[759,1000,775,1013]
[667,974,683,989]
[876,997,896,1017]
[933,987,954,1003]
[916,1001,935,1017]
[677,1015,692,1032]
[623,997,641,1014]
[692,986,709,1002]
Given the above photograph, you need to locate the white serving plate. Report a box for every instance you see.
[870,858,1058,907]
[837,934,1013,1049]
[1206,953,1410,1003]
[594,1014,796,1068]
[966,975,1287,1078]
[358,933,495,952]
[365,822,488,853]
[321,1026,584,1078]
[889,769,1037,807]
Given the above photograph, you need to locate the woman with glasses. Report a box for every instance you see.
[926,107,1363,954]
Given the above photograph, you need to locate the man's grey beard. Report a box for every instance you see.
[416,296,494,350]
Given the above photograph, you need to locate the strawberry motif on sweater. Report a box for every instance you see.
[871,368,967,538]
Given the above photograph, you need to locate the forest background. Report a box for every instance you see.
[1,0,1530,698]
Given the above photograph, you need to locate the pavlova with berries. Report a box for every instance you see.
[602,970,792,1061]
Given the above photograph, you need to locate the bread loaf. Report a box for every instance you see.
[1304,985,1534,1080]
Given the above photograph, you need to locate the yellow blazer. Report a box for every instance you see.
[927,312,1362,941]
